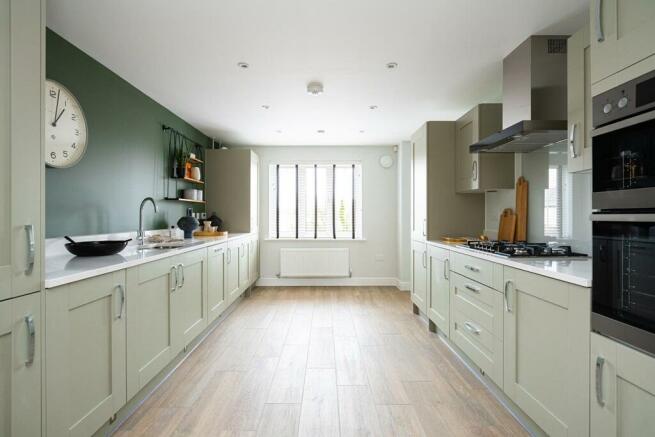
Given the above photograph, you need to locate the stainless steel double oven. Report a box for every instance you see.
[591,68,655,356]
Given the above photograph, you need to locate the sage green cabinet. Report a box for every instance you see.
[46,272,126,437]
[126,256,180,399]
[590,0,655,86]
[173,248,208,348]
[455,104,513,193]
[225,240,240,304]
[503,267,590,437]
[238,239,249,292]
[410,240,427,314]
[208,244,227,323]
[248,236,259,284]
[0,0,44,301]
[590,332,655,437]
[410,127,428,242]
[568,23,593,173]
[427,245,450,336]
[0,291,41,437]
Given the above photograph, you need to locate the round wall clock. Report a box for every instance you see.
[379,155,393,169]
[45,79,88,168]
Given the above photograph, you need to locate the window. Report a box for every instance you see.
[269,163,363,239]
[544,164,572,239]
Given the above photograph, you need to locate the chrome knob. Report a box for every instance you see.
[603,103,613,114]
[618,97,628,109]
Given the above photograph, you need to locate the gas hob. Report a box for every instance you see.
[463,240,587,258]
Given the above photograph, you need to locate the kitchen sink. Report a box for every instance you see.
[136,241,198,250]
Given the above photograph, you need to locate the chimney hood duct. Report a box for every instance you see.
[471,36,568,153]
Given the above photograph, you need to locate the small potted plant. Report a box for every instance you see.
[173,147,188,178]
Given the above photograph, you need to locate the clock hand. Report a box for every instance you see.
[52,89,60,126]
[53,108,66,126]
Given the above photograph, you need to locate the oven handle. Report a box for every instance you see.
[592,109,655,137]
[591,213,655,222]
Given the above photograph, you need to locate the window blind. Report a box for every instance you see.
[270,163,362,240]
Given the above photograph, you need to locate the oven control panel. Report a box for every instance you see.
[593,68,655,128]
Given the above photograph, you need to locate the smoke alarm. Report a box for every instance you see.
[307,82,324,95]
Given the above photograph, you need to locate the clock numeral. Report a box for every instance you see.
[74,129,80,137]
[49,89,57,98]
[71,113,78,121]
[71,142,76,149]
[63,150,69,158]
[50,152,56,160]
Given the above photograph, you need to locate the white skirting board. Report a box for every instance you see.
[257,276,408,289]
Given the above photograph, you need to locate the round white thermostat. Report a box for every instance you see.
[379,155,393,169]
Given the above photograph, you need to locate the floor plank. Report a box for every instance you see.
[337,385,384,437]
[297,368,340,437]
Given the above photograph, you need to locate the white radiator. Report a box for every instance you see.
[279,248,351,278]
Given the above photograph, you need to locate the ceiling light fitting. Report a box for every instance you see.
[386,62,398,69]
[317,130,325,134]
[307,81,324,95]
[261,105,270,109]
[369,105,378,110]
[237,62,249,69]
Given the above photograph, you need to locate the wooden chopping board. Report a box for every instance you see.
[498,208,517,242]
[515,177,529,242]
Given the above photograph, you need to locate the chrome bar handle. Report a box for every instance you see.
[116,284,125,319]
[24,224,35,274]
[443,258,449,280]
[422,251,427,269]
[463,321,481,335]
[24,314,35,366]
[227,248,231,264]
[422,219,426,237]
[472,160,478,181]
[504,280,513,313]
[464,264,479,273]
[177,263,185,288]
[596,356,606,406]
[465,284,480,293]
[170,265,178,293]
[595,0,605,42]
[569,123,578,158]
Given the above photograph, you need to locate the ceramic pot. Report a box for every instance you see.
[177,208,199,239]
[191,167,202,181]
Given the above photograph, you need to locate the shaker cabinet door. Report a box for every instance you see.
[410,240,427,314]
[208,244,227,322]
[173,248,208,348]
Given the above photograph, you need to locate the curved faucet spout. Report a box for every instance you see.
[138,197,159,243]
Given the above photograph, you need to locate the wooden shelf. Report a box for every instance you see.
[164,197,206,205]
[182,177,204,185]
[188,157,204,165]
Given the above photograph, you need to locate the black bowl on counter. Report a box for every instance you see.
[64,238,131,257]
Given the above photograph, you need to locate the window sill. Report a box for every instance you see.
[264,238,367,242]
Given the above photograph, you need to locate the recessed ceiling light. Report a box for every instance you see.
[369,105,378,110]
[317,129,325,134]
[307,81,324,95]
[386,62,398,69]
[237,62,249,69]
[261,105,270,109]
[276,130,282,133]
[359,130,365,133]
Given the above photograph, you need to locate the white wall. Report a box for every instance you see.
[249,145,400,287]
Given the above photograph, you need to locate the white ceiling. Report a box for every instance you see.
[47,0,588,147]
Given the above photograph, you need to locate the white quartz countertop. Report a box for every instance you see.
[45,232,251,289]
[428,241,592,288]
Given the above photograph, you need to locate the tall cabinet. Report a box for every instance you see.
[0,0,44,435]
[568,23,592,173]
[205,149,259,234]
[410,122,484,314]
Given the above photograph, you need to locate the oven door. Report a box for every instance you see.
[592,213,655,355]
[592,110,655,210]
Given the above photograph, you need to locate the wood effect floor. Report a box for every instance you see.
[114,287,528,437]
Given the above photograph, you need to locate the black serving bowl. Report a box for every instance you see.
[64,239,131,257]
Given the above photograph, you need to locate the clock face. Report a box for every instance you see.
[45,80,88,168]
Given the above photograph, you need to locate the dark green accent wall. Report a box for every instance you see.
[45,29,210,238]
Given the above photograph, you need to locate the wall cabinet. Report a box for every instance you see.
[46,272,126,437]
[568,23,592,173]
[590,0,655,86]
[455,104,514,193]
[590,332,655,437]
[206,149,259,233]
[410,127,428,242]
[225,239,240,304]
[0,291,41,437]
[503,267,590,437]
[208,243,227,322]
[427,245,450,336]
[410,240,428,314]
[0,0,44,302]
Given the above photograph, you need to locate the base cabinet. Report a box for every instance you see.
[226,240,240,304]
[591,332,655,437]
[126,257,180,399]
[248,236,259,284]
[208,244,227,322]
[0,292,41,437]
[503,267,590,437]
[427,245,450,335]
[173,248,208,348]
[238,239,249,292]
[411,240,428,314]
[46,272,126,437]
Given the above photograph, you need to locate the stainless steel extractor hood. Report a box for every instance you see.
[471,36,569,153]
